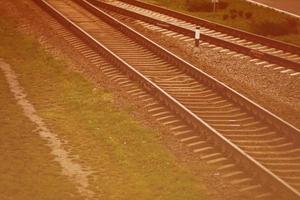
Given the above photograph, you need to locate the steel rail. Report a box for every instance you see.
[34,0,300,198]
[81,0,300,145]
[118,0,300,55]
[88,0,300,71]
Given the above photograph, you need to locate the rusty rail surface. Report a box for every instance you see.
[33,0,300,198]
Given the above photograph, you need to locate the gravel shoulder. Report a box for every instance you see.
[125,20,300,129]
[0,61,82,200]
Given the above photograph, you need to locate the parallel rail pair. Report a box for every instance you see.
[33,0,300,199]
[93,0,300,72]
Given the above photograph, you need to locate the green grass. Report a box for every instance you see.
[0,23,82,200]
[0,17,212,199]
[142,0,300,46]
[0,72,83,200]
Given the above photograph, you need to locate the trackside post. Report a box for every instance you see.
[195,26,200,47]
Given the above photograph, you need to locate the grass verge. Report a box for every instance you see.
[0,16,212,199]
[0,25,81,200]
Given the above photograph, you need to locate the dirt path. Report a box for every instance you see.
[0,59,94,200]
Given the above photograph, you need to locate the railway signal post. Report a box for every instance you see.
[195,26,200,47]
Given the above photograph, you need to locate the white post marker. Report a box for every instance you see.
[195,26,200,47]
[212,0,219,12]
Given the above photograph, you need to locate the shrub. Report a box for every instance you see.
[252,18,299,36]
[238,10,244,17]
[231,14,237,19]
[217,1,228,9]
[229,9,237,15]
[186,0,210,12]
[223,14,229,20]
[245,12,252,19]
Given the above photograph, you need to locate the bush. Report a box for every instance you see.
[245,12,252,19]
[223,14,229,20]
[231,14,237,19]
[186,0,228,12]
[238,10,244,17]
[252,18,299,36]
[229,9,237,15]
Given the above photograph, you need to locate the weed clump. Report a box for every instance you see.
[252,18,299,36]
[245,12,252,19]
[223,14,229,20]
[238,10,243,17]
[231,14,237,19]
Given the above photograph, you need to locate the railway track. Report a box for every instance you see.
[33,0,300,199]
[88,0,300,74]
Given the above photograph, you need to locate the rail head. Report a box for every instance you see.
[34,0,300,198]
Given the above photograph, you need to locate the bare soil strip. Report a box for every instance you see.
[0,59,94,200]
